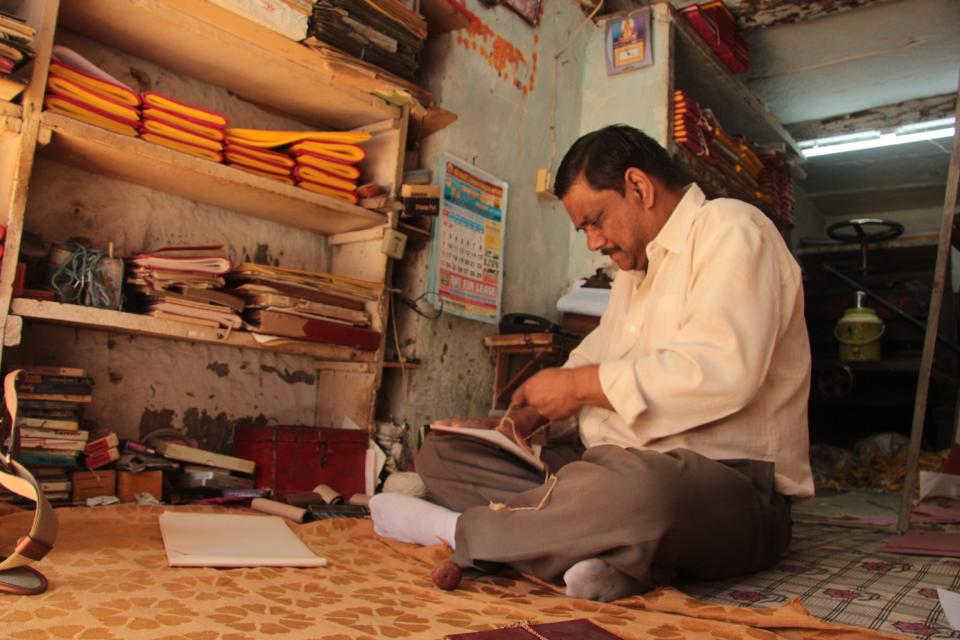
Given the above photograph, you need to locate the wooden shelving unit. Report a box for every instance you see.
[0,0,414,431]
[669,8,800,157]
[56,0,399,129]
[12,298,378,362]
[40,113,389,235]
[666,7,798,228]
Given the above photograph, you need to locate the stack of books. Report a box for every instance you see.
[758,153,796,229]
[681,0,749,74]
[308,0,427,82]
[223,144,296,185]
[44,45,141,137]
[126,245,242,329]
[83,430,120,469]
[223,128,372,204]
[0,10,36,101]
[12,365,93,474]
[672,90,715,165]
[226,262,381,350]
[139,92,229,163]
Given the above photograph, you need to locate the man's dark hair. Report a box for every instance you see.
[554,125,685,198]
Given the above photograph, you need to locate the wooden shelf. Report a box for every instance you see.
[57,0,399,130]
[670,9,801,157]
[0,101,22,135]
[11,298,377,362]
[668,141,787,221]
[39,113,389,235]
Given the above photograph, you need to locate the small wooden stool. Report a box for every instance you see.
[483,332,577,410]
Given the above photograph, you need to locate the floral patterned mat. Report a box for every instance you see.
[0,504,906,640]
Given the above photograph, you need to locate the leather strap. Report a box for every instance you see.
[0,370,58,574]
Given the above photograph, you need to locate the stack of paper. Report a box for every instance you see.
[139,92,228,162]
[44,45,141,136]
[308,0,427,82]
[126,245,241,329]
[227,263,381,350]
[0,10,35,101]
[223,128,371,203]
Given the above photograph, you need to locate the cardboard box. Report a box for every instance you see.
[117,470,164,502]
[72,469,116,502]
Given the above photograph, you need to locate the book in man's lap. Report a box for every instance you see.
[430,423,544,471]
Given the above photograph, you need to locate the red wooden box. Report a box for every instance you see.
[233,425,367,500]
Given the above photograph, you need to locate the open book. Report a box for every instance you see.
[430,423,544,471]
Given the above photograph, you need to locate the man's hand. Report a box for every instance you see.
[511,365,613,420]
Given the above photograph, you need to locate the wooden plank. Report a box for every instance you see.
[57,0,398,129]
[670,8,801,157]
[11,298,377,362]
[40,113,389,235]
[484,333,563,348]
[897,77,960,533]
[0,0,59,374]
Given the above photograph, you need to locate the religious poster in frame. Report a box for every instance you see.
[604,8,653,75]
[481,0,543,26]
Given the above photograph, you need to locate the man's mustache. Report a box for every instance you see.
[601,247,620,256]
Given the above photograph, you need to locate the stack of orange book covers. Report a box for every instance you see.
[44,45,141,136]
[225,128,371,204]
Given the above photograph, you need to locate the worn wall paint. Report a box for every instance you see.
[381,1,589,432]
[14,32,366,449]
[567,3,672,284]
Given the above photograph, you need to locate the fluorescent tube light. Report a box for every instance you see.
[799,118,956,158]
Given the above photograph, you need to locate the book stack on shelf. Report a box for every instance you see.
[309,0,427,82]
[139,92,229,163]
[1,366,94,503]
[44,45,142,137]
[227,263,381,350]
[758,152,796,229]
[681,0,749,73]
[673,89,716,166]
[224,128,373,204]
[126,245,242,329]
[672,89,793,226]
[83,430,120,470]
[0,10,36,101]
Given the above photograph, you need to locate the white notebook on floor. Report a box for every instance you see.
[158,511,328,568]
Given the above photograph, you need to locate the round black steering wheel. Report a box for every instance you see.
[826,218,904,244]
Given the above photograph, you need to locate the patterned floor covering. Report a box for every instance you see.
[682,518,960,639]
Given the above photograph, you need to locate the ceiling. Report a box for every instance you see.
[590,0,960,226]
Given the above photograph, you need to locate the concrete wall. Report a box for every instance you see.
[379,1,590,432]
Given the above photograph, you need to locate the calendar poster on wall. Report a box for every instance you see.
[428,154,507,324]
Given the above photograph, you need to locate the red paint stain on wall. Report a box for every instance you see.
[455,15,538,95]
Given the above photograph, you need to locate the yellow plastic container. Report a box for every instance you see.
[835,306,884,361]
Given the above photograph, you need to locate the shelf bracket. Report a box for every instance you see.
[36,125,53,147]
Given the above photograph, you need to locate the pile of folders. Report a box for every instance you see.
[42,45,370,206]
[681,0,749,74]
[308,0,427,82]
[0,10,35,100]
[673,89,794,227]
[124,245,381,351]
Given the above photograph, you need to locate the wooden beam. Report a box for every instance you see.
[786,94,957,141]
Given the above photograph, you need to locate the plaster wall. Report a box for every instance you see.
[14,32,366,451]
[381,1,589,432]
[567,4,672,284]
